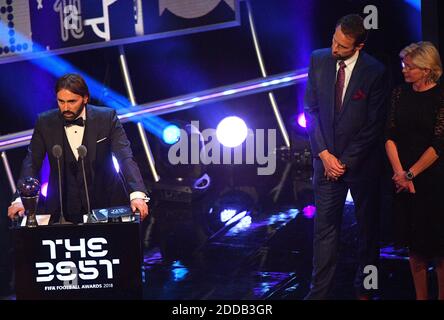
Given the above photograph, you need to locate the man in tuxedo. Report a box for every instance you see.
[304,14,388,299]
[7,73,149,223]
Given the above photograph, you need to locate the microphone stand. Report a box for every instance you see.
[56,157,70,224]
[81,160,93,223]
[52,145,71,225]
[78,146,93,223]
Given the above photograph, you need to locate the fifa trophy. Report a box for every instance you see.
[17,177,40,227]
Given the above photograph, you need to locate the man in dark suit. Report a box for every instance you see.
[304,14,387,299]
[7,73,149,223]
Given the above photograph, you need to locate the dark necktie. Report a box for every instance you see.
[335,60,346,112]
[64,117,84,127]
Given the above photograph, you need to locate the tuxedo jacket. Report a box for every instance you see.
[304,48,388,181]
[17,105,147,214]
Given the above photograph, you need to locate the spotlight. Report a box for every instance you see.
[297,113,307,128]
[220,208,237,223]
[206,189,256,237]
[346,190,354,204]
[162,124,181,145]
[216,116,248,148]
[224,210,248,226]
[41,182,48,198]
[302,205,316,219]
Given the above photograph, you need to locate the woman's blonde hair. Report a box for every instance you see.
[400,41,442,83]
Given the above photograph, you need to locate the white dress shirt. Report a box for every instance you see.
[64,108,86,161]
[336,50,360,102]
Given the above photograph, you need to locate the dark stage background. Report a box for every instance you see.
[0,0,441,296]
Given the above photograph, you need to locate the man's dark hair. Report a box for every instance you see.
[336,14,368,46]
[55,73,90,97]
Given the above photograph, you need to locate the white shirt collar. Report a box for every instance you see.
[338,50,360,68]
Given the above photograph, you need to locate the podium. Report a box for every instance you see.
[13,221,143,300]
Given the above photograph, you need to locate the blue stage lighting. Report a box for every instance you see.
[171,261,189,282]
[162,124,181,145]
[405,0,421,10]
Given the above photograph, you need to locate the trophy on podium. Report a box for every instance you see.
[17,177,41,227]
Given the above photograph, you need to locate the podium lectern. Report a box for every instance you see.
[13,221,142,300]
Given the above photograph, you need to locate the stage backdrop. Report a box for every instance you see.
[0,0,240,63]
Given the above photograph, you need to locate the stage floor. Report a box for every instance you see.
[1,204,432,300]
[139,204,420,300]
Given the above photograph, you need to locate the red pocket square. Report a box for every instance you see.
[352,89,366,100]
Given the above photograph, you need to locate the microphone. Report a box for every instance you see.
[77,145,93,223]
[51,145,71,224]
[52,144,62,159]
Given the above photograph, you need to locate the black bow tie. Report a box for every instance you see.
[64,118,84,127]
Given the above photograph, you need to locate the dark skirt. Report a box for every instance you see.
[393,171,444,258]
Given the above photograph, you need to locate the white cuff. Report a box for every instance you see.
[130,191,150,202]
[11,197,23,205]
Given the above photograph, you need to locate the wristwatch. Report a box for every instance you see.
[405,170,415,180]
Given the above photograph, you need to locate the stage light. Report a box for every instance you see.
[302,205,316,219]
[162,124,181,145]
[112,155,120,173]
[267,209,299,225]
[216,116,248,148]
[206,190,256,237]
[297,113,307,128]
[40,156,50,198]
[220,208,237,223]
[171,261,189,282]
[236,215,251,229]
[228,216,252,235]
[41,182,48,198]
[346,190,354,204]
[219,209,250,227]
[223,89,237,95]
[225,210,248,226]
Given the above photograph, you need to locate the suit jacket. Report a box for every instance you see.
[17,105,147,214]
[304,48,388,181]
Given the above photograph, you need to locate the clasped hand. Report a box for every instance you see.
[392,171,416,193]
[320,151,346,181]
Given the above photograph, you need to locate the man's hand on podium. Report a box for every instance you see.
[130,198,149,221]
[8,202,25,220]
